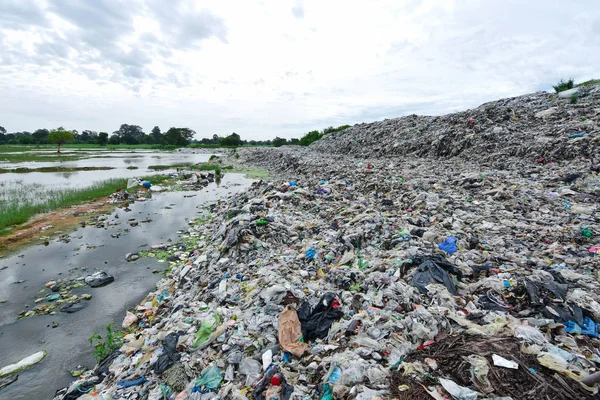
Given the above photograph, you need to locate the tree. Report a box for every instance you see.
[165,127,195,146]
[80,130,97,143]
[272,137,287,147]
[98,132,109,146]
[0,126,6,134]
[32,129,49,144]
[48,127,74,152]
[299,130,323,146]
[108,134,120,145]
[219,132,242,147]
[113,124,146,145]
[151,126,162,143]
[18,133,35,144]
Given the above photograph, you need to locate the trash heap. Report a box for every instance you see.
[55,87,600,400]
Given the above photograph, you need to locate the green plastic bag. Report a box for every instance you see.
[195,366,222,389]
[191,320,216,348]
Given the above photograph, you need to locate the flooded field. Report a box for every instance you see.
[0,148,214,187]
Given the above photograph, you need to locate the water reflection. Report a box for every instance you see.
[0,151,213,187]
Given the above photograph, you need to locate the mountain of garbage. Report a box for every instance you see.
[53,85,599,399]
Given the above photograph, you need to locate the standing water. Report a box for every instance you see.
[0,149,253,399]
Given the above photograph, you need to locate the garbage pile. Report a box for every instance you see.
[54,87,600,400]
[310,83,600,166]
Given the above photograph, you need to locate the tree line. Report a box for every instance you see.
[0,124,352,148]
[0,124,195,146]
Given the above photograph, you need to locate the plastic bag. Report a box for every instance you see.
[467,355,493,393]
[514,325,548,344]
[278,307,308,356]
[192,320,216,348]
[239,358,262,386]
[196,366,223,389]
[439,378,479,400]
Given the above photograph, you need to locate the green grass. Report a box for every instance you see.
[577,79,600,87]
[0,152,84,163]
[89,323,124,362]
[0,166,114,174]
[0,178,129,231]
[0,174,174,232]
[148,163,190,170]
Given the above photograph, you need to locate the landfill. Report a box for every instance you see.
[54,85,599,399]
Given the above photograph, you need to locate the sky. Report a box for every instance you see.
[1,0,599,141]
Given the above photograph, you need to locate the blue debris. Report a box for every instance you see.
[305,248,316,260]
[564,317,599,338]
[438,236,458,254]
[118,377,146,388]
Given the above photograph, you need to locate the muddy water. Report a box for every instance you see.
[0,149,215,187]
[0,173,253,400]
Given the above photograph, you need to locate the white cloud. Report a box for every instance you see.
[0,0,599,140]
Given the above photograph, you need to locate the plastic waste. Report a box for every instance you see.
[278,307,308,356]
[564,317,599,338]
[467,355,493,393]
[439,378,479,400]
[298,293,344,341]
[514,325,548,344]
[153,333,181,374]
[411,256,461,295]
[60,302,87,313]
[0,350,47,377]
[492,354,518,369]
[438,236,458,254]
[118,376,146,387]
[192,320,216,348]
[195,366,222,389]
[239,358,262,386]
[84,271,114,288]
[122,311,138,329]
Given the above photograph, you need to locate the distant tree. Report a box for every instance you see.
[108,134,120,145]
[98,132,109,146]
[32,129,49,144]
[80,130,97,143]
[289,138,300,145]
[299,130,323,146]
[113,124,146,145]
[151,126,162,143]
[212,134,219,142]
[18,133,35,144]
[48,127,74,152]
[272,137,287,147]
[219,132,242,147]
[0,126,6,134]
[165,127,195,146]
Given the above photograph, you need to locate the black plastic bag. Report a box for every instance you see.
[411,257,461,295]
[298,293,344,342]
[153,332,181,374]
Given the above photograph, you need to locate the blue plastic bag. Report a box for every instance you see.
[438,236,458,254]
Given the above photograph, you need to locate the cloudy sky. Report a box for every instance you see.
[1,0,599,140]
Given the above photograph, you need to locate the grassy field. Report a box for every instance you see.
[0,179,129,233]
[0,166,114,174]
[0,152,85,163]
[0,144,180,151]
[0,174,174,234]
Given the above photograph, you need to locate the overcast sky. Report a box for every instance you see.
[1,0,599,140]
